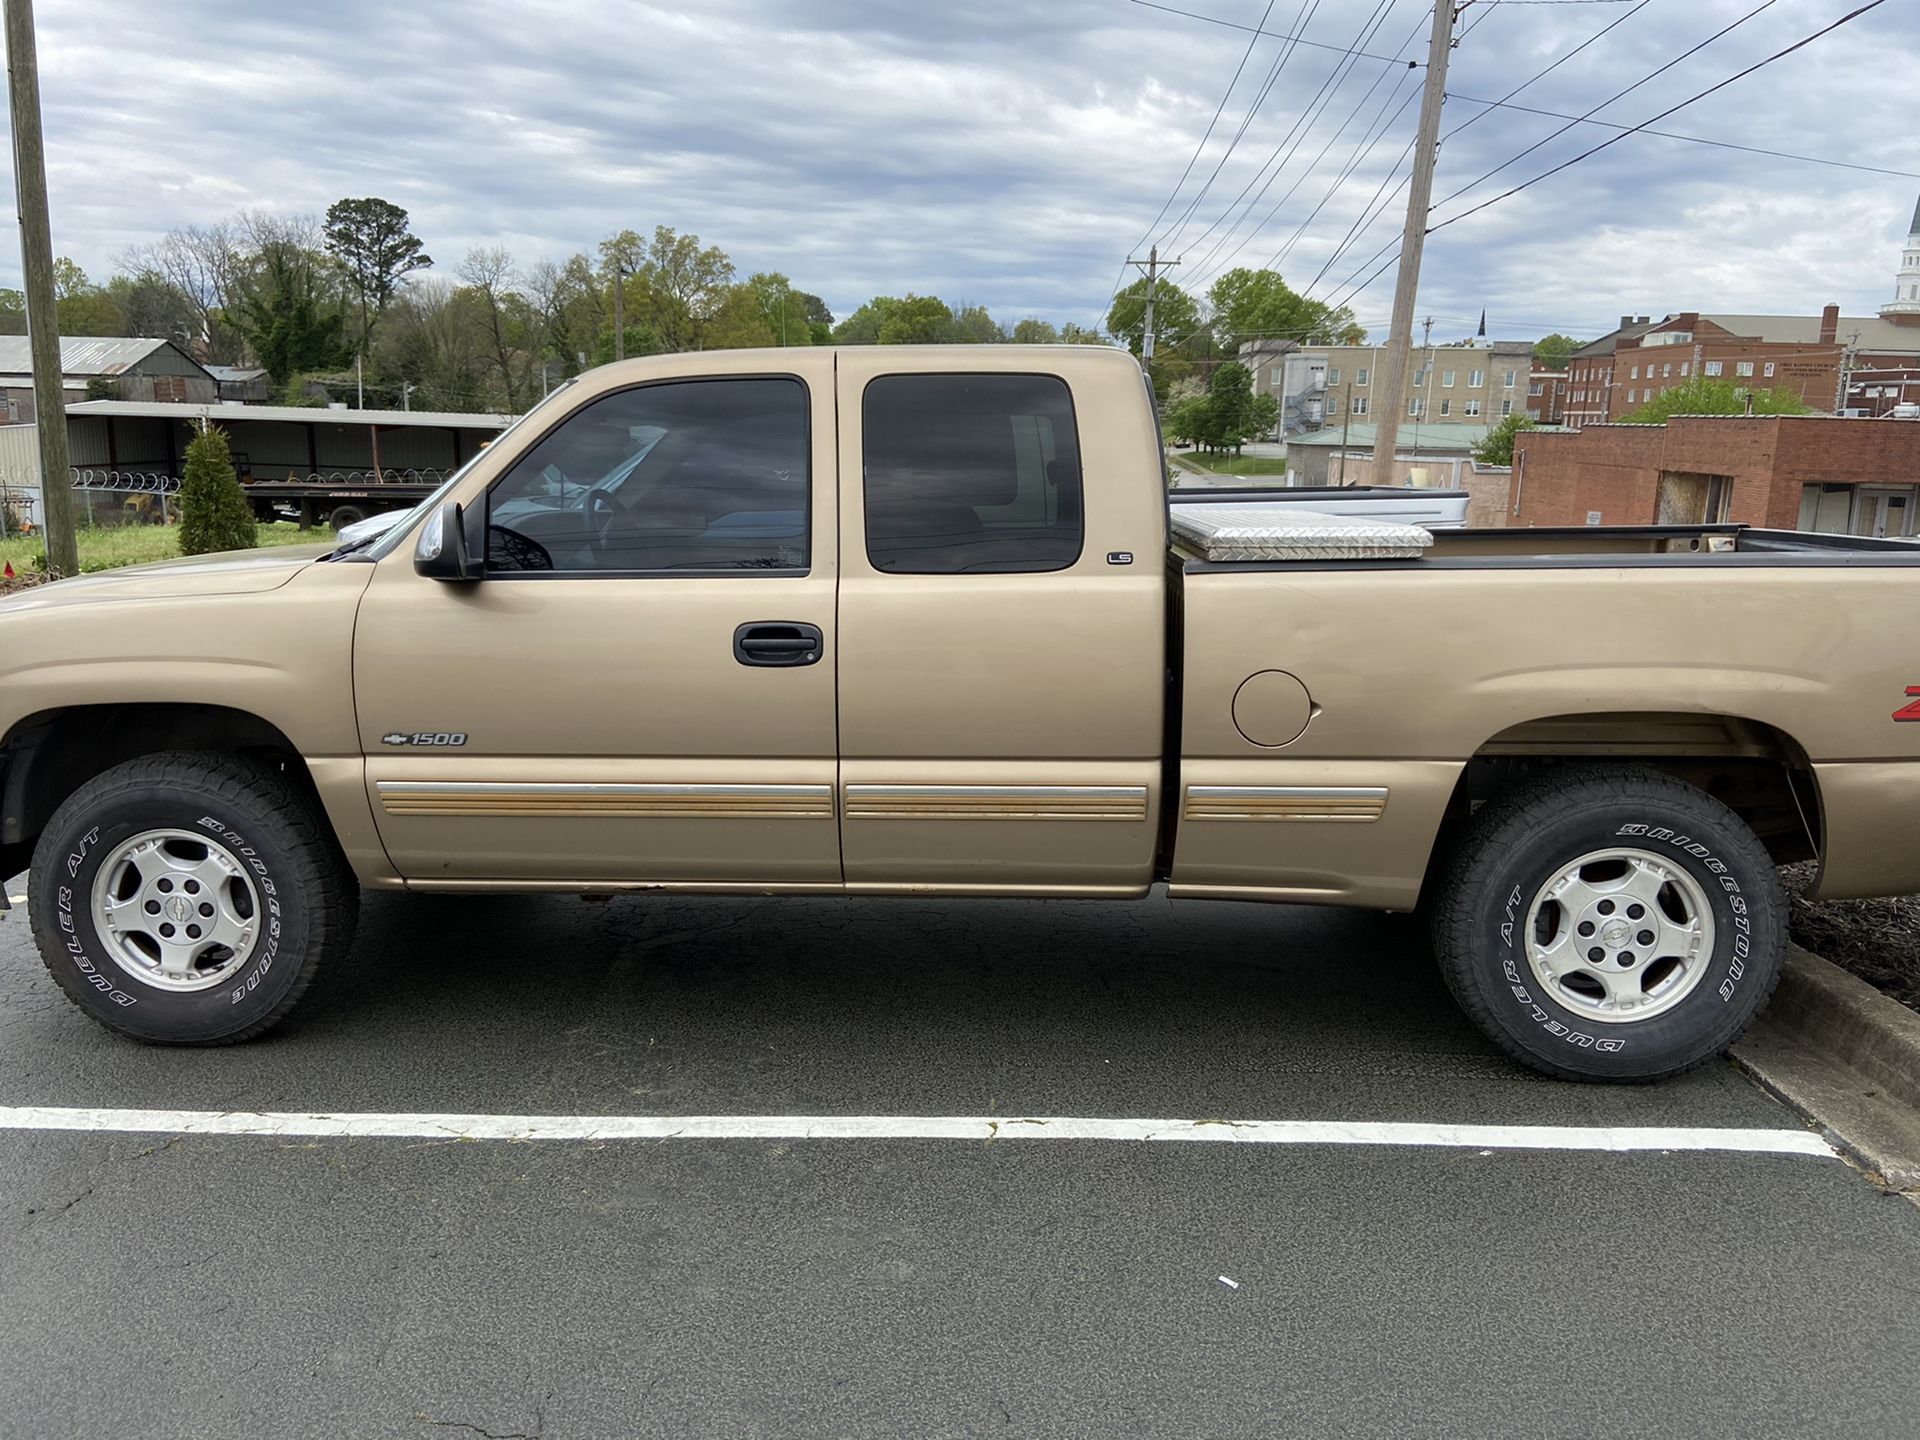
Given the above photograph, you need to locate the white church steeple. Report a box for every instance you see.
[1884,191,1920,321]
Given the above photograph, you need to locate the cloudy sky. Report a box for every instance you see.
[8,0,1919,341]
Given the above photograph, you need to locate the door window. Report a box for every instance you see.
[484,377,808,574]
[862,373,1084,574]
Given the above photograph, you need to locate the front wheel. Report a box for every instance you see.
[1431,767,1784,1082]
[28,751,357,1044]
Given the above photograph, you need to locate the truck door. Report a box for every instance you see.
[352,356,841,886]
[832,350,1167,893]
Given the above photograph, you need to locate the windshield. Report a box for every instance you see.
[354,383,576,562]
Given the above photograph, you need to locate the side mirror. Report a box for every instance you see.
[413,501,480,581]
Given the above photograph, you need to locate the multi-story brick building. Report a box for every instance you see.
[1243,337,1535,435]
[1563,311,1848,426]
[1524,369,1566,423]
[1508,414,1920,535]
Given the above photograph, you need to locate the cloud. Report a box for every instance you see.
[0,0,1912,340]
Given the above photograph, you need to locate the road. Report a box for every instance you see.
[2,878,1917,1438]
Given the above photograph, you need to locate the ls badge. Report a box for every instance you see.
[381,731,468,747]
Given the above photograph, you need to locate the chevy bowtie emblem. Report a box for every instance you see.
[381,733,408,746]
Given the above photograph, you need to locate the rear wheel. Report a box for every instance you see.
[1431,767,1784,1082]
[28,751,357,1044]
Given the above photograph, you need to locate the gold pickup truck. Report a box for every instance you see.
[5,345,1919,1081]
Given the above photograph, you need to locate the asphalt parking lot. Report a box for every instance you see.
[3,877,1918,1439]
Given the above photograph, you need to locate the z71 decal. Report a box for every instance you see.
[1894,687,1920,723]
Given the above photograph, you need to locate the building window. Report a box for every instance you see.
[862,373,1084,575]
[1501,399,1513,417]
[1503,369,1516,388]
[1327,366,1340,386]
[1627,390,1637,404]
[1763,362,1776,378]
[1705,360,1723,376]
[1465,399,1482,417]
[1529,383,1542,396]
[1355,367,1368,385]
[1736,361,1754,377]
[1413,367,1427,387]
[1439,399,1451,416]
[1662,363,1672,377]
[1442,370,1456,388]
[1327,396,1339,416]
[1630,365,1640,380]
[1469,369,1485,388]
[1272,367,1284,385]
[1351,395,1368,415]
[1409,398,1423,417]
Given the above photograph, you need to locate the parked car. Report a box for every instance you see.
[5,345,1919,1081]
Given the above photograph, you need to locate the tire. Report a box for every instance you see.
[327,504,366,531]
[27,751,358,1045]
[1431,766,1784,1082]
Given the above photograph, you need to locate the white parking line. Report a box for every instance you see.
[0,1107,1838,1156]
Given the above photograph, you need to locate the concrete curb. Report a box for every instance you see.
[1734,944,1920,1197]
[1765,945,1920,1113]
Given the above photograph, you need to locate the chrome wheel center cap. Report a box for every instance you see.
[1600,918,1633,949]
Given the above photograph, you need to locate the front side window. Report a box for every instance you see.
[482,378,809,574]
[862,373,1083,575]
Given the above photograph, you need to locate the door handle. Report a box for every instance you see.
[734,621,823,667]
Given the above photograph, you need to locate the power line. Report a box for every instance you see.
[1427,0,1780,215]
[1427,0,1892,236]
[1131,0,1279,258]
[1442,92,1920,180]
[1129,0,1421,66]
[1132,0,1902,177]
[1182,0,1422,290]
[1155,0,1323,253]
[1288,0,1646,298]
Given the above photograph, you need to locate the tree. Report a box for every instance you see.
[1104,276,1200,357]
[1164,391,1211,448]
[1202,361,1258,452]
[1011,318,1059,345]
[638,225,735,350]
[1206,267,1360,351]
[746,272,813,346]
[123,222,250,362]
[239,243,348,384]
[1621,375,1811,424]
[1248,391,1279,442]
[1472,412,1536,465]
[324,197,432,349]
[834,294,958,345]
[177,426,257,555]
[946,303,1004,344]
[1533,333,1581,371]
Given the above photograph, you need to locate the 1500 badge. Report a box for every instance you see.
[381,732,468,747]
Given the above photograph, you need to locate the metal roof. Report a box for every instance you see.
[205,365,269,382]
[65,399,513,429]
[0,335,205,377]
[1695,313,1920,352]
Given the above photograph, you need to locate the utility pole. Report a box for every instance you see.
[401,379,412,412]
[4,0,75,576]
[1338,381,1354,485]
[1369,0,1457,487]
[355,351,363,408]
[1125,245,1180,370]
[612,263,625,362]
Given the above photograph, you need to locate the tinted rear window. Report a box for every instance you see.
[862,373,1084,574]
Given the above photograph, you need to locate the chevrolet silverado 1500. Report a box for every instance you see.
[5,345,1919,1081]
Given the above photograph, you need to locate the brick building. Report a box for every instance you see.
[1508,414,1920,535]
[1563,311,1847,427]
[1524,369,1565,423]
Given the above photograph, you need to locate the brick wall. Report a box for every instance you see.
[1509,416,1920,528]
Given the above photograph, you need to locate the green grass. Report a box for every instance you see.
[1171,451,1290,476]
[0,522,336,576]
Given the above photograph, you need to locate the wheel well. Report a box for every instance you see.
[0,704,324,875]
[1437,711,1822,871]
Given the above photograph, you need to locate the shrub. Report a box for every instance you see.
[177,425,257,555]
